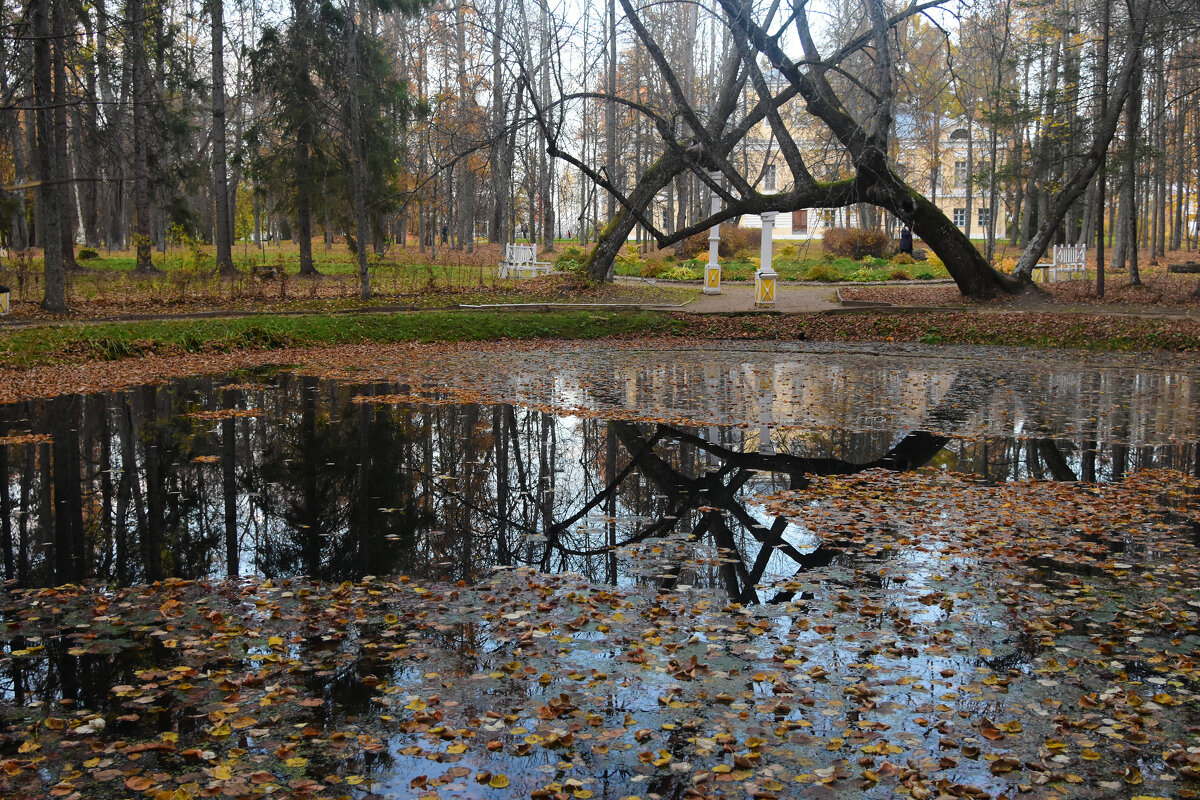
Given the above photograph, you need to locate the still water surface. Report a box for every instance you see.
[1,342,1196,590]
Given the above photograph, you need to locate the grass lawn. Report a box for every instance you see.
[612,238,953,282]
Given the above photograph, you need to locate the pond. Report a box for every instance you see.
[1,342,1198,799]
[1,342,1196,589]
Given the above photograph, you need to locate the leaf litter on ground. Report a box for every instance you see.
[1,468,1198,799]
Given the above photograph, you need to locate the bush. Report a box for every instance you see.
[822,227,890,259]
[803,262,841,282]
[556,244,585,265]
[891,253,915,265]
[732,248,757,261]
[556,259,581,274]
[663,264,700,280]
[680,225,761,259]
[777,243,798,259]
[641,260,667,278]
[913,269,937,280]
[889,268,910,281]
[78,247,100,261]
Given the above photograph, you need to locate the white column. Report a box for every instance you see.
[703,170,722,295]
[759,211,776,268]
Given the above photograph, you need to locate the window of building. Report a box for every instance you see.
[977,206,992,228]
[954,161,968,187]
[953,208,966,227]
[764,164,777,192]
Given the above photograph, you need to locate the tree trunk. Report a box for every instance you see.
[52,8,81,274]
[347,0,371,299]
[129,0,158,274]
[293,0,318,276]
[33,0,66,310]
[212,0,237,276]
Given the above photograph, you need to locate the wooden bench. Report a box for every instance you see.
[498,244,553,278]
[1033,244,1087,283]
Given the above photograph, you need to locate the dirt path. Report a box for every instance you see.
[676,282,843,313]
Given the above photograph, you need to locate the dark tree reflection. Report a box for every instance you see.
[0,364,1196,591]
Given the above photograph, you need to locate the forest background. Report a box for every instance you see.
[0,0,1195,309]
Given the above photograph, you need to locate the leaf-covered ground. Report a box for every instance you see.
[4,308,1200,406]
[1,469,1197,800]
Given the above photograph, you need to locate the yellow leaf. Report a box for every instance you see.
[826,737,844,751]
[284,757,308,768]
[488,774,510,789]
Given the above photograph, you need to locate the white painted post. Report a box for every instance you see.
[756,368,775,455]
[756,212,777,308]
[703,170,722,295]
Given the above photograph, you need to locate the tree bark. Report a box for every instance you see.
[33,0,66,310]
[212,0,237,276]
[129,0,159,274]
[347,0,371,299]
[293,0,318,276]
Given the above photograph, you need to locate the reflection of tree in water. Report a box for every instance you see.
[254,378,433,581]
[1,363,1199,589]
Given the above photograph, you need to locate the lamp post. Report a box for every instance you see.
[703,170,722,295]
[755,211,777,307]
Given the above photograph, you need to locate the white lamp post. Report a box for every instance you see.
[703,170,723,295]
[755,211,777,308]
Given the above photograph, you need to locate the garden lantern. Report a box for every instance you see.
[756,212,777,307]
[703,170,723,295]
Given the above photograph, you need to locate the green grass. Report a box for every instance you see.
[617,253,950,282]
[0,310,687,368]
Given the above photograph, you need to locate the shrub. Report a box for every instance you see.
[891,253,915,265]
[556,244,585,265]
[641,260,667,278]
[556,259,581,274]
[663,264,699,280]
[77,247,100,261]
[924,252,945,270]
[732,248,757,261]
[803,262,841,282]
[777,243,798,258]
[822,227,890,259]
[889,268,910,281]
[913,269,937,280]
[680,225,761,259]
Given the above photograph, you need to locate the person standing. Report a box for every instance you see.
[899,225,913,255]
